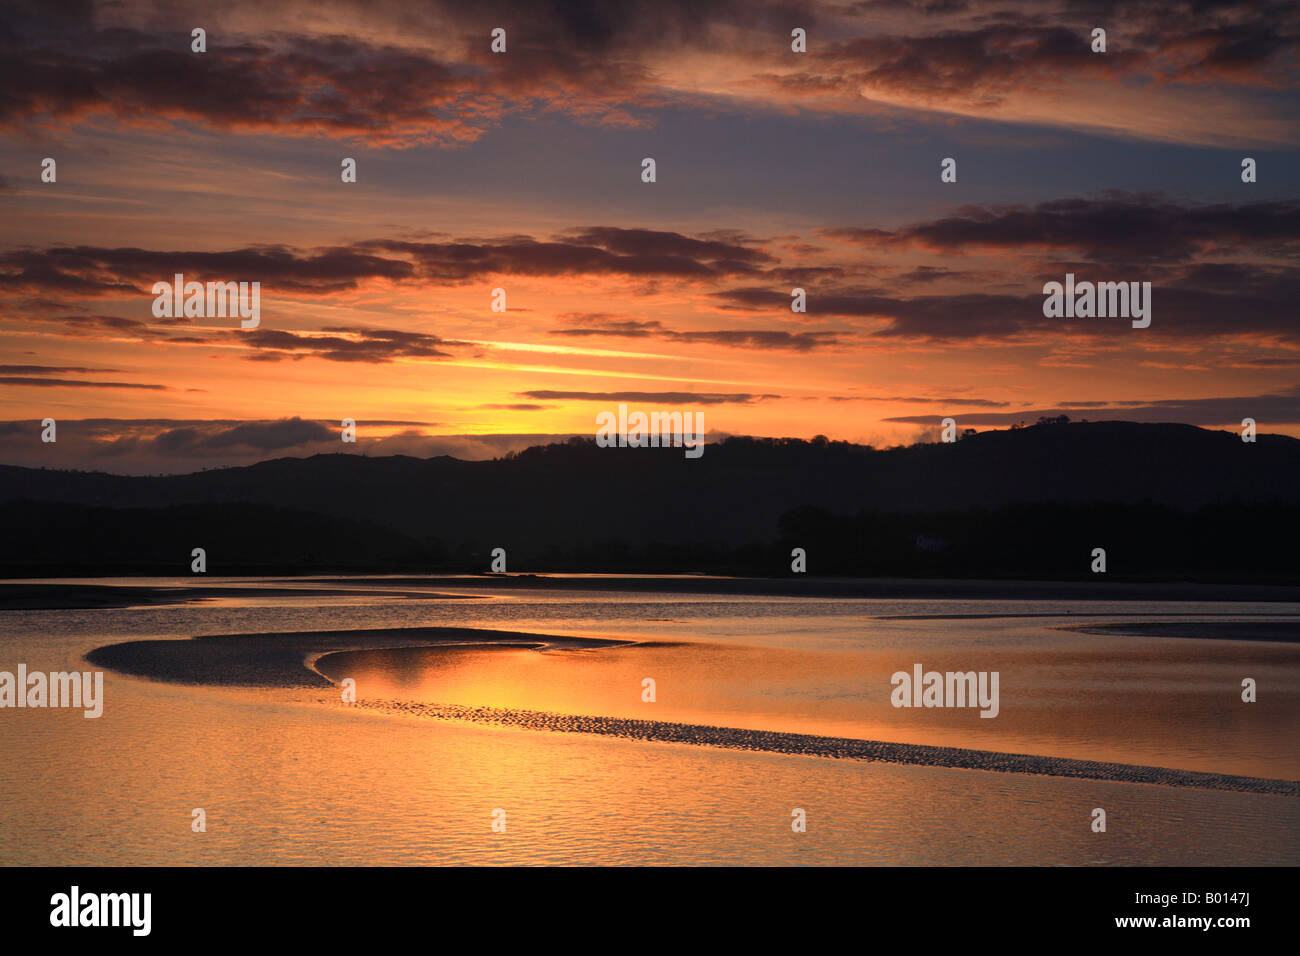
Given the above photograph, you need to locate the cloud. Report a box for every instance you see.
[0,228,779,302]
[827,394,1010,406]
[896,266,980,284]
[822,194,1300,263]
[0,364,120,374]
[0,416,580,473]
[3,314,188,339]
[562,227,774,266]
[243,327,466,363]
[815,24,1121,103]
[1226,357,1300,367]
[713,286,1035,340]
[363,229,772,281]
[717,267,1300,344]
[884,386,1300,426]
[8,201,1298,357]
[710,196,1300,345]
[3,0,1296,148]
[0,245,417,297]
[758,2,1300,143]
[550,316,842,351]
[155,417,336,451]
[552,319,665,337]
[0,31,495,147]
[0,0,796,146]
[0,376,167,389]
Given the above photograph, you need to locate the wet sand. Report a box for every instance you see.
[85,626,634,686]
[1067,620,1300,643]
[85,623,1300,797]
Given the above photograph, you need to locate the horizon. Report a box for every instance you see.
[2,416,1295,476]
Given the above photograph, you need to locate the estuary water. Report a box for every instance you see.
[1,576,1297,865]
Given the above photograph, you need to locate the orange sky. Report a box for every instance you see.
[2,0,1299,471]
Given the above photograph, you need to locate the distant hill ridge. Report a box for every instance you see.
[0,421,1296,578]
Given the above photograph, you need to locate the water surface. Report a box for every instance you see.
[2,576,1297,865]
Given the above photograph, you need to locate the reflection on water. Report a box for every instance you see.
[1,577,1298,865]
[314,634,1300,779]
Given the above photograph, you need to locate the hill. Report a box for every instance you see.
[1,421,1296,578]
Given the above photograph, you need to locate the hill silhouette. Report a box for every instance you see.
[1,420,1297,579]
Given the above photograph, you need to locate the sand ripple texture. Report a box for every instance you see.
[356,698,1300,797]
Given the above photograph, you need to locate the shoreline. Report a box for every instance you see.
[6,573,1300,610]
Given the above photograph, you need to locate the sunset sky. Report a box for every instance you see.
[2,0,1299,473]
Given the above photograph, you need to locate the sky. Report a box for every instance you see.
[1,0,1299,473]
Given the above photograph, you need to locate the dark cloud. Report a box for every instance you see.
[0,228,776,302]
[0,416,578,473]
[885,386,1300,426]
[823,194,1300,263]
[719,196,1300,344]
[364,229,771,281]
[0,376,167,389]
[0,30,494,147]
[1227,357,1300,367]
[33,416,437,459]
[39,314,158,339]
[550,316,842,351]
[821,24,1116,101]
[712,286,1035,340]
[0,245,416,297]
[439,0,811,53]
[1,0,809,146]
[897,266,980,284]
[553,319,664,337]
[658,329,841,350]
[14,202,1292,352]
[1,0,1294,150]
[716,270,1300,343]
[0,364,120,373]
[244,328,466,363]
[1135,1,1300,76]
[777,1,1299,106]
[563,227,773,265]
[67,314,150,331]
[827,394,1010,406]
[0,417,432,429]
[155,418,335,452]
